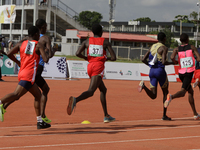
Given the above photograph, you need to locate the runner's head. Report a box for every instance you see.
[28,26,40,41]
[157,32,166,43]
[180,33,189,44]
[92,23,103,37]
[35,19,47,34]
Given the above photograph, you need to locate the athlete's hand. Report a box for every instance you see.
[17,61,21,67]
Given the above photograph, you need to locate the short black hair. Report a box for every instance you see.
[92,23,102,35]
[180,33,188,43]
[28,26,39,37]
[35,19,46,29]
[157,32,166,41]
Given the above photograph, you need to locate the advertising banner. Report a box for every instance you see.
[42,57,67,78]
[105,62,141,80]
[1,54,14,75]
[0,5,16,23]
[67,60,89,78]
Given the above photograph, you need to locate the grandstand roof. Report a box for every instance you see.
[76,30,158,43]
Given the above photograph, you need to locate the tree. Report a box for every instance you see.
[161,26,174,48]
[189,11,199,24]
[190,11,198,20]
[134,17,152,22]
[173,15,191,23]
[74,11,103,30]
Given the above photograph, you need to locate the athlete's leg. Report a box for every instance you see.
[40,82,50,118]
[76,75,102,103]
[35,65,50,119]
[161,85,169,117]
[143,85,157,99]
[0,84,28,104]
[29,83,42,116]
[98,80,109,117]
[29,83,51,129]
[187,86,198,116]
[3,100,14,110]
[142,68,158,99]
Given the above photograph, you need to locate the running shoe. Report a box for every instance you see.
[164,94,172,108]
[194,114,200,120]
[37,121,51,129]
[193,78,199,88]
[0,104,5,122]
[138,81,144,93]
[67,96,76,115]
[161,115,172,121]
[104,115,115,123]
[42,116,51,123]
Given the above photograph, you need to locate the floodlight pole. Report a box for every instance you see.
[196,2,200,47]
[109,0,116,43]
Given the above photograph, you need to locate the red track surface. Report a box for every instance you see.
[1,77,200,150]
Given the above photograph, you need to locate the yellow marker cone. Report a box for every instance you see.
[81,120,91,124]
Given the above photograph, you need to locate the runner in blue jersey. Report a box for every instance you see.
[34,19,57,123]
[138,32,175,120]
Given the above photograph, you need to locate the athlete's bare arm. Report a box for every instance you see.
[191,45,200,62]
[103,40,116,61]
[158,46,174,65]
[7,42,21,67]
[36,42,49,63]
[39,35,53,58]
[76,39,88,61]
[142,47,151,66]
[170,47,178,64]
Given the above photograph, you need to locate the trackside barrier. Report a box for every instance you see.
[2,58,190,82]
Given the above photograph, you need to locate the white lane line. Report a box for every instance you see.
[1,135,200,149]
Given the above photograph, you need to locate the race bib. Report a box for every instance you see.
[89,44,103,57]
[180,57,193,68]
[24,41,35,55]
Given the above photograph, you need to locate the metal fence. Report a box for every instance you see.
[67,44,174,61]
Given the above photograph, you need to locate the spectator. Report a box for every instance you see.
[0,35,7,82]
[39,0,47,5]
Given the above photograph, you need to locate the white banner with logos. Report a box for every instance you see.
[0,5,16,23]
[67,60,89,78]
[42,57,67,78]
[66,61,179,82]
[14,55,67,78]
[105,62,141,80]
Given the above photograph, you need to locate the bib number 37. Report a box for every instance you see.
[89,44,103,57]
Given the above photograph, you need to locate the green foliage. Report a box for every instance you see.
[170,39,179,48]
[134,17,152,22]
[148,31,159,34]
[161,27,174,48]
[74,11,103,30]
[173,15,192,23]
[189,11,198,21]
[189,40,200,46]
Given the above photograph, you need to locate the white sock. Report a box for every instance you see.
[37,116,42,122]
[0,100,2,105]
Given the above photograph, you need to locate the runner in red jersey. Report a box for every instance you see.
[67,23,116,123]
[0,26,51,129]
[164,33,200,120]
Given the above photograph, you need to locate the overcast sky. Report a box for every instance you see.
[60,0,200,22]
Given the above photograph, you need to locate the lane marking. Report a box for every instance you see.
[1,135,200,149]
